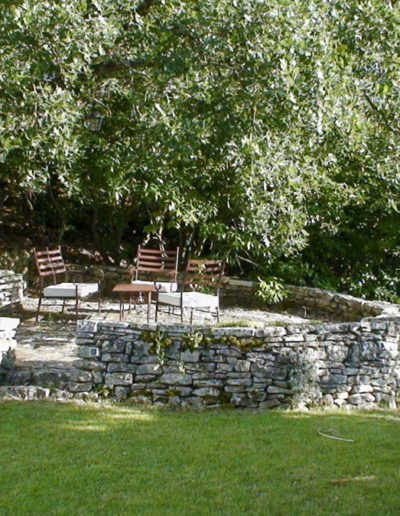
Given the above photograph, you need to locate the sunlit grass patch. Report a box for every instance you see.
[1,402,400,515]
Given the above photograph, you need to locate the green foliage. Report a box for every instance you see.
[140,329,172,361]
[215,320,264,328]
[181,332,204,351]
[256,277,288,305]
[218,335,265,352]
[1,0,400,299]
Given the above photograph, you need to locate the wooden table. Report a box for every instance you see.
[112,283,157,322]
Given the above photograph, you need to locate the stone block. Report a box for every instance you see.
[68,382,92,393]
[73,359,107,371]
[69,370,92,383]
[159,373,193,385]
[108,362,136,373]
[181,396,204,409]
[215,362,234,373]
[193,379,223,388]
[166,386,192,397]
[102,341,126,353]
[135,374,157,383]
[251,363,272,378]
[268,385,290,394]
[216,347,243,357]
[193,387,220,398]
[327,345,348,362]
[234,360,251,372]
[104,373,133,386]
[180,350,200,362]
[321,374,347,385]
[283,334,304,343]
[93,371,104,383]
[114,386,130,401]
[347,393,375,405]
[231,393,256,408]
[101,353,128,363]
[131,356,159,365]
[200,350,215,359]
[77,320,99,333]
[224,385,246,393]
[350,384,374,394]
[247,389,267,402]
[136,363,162,375]
[226,377,252,387]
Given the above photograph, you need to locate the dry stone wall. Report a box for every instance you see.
[0,269,24,312]
[0,317,19,382]
[72,317,400,410]
[220,279,394,321]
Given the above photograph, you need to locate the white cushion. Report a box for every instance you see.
[158,291,219,309]
[132,280,178,292]
[0,317,20,331]
[43,282,98,298]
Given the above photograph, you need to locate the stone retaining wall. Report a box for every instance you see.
[72,317,400,410]
[0,317,19,382]
[220,279,397,321]
[0,269,24,311]
[285,285,392,321]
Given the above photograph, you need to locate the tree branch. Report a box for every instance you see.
[363,92,400,135]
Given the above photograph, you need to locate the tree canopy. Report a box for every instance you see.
[1,0,400,300]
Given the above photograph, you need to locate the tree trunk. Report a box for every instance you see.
[91,204,101,251]
[48,185,66,243]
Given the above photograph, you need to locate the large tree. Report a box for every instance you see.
[1,0,400,299]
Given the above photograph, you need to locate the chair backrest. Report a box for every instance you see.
[135,246,179,281]
[183,259,225,291]
[34,246,67,286]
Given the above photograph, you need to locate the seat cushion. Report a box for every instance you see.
[43,282,99,298]
[132,280,178,292]
[158,291,219,309]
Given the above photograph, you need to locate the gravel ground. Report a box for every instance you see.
[21,295,307,326]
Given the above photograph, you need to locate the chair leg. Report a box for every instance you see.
[61,299,66,313]
[216,306,220,323]
[155,301,158,322]
[76,297,79,318]
[190,309,193,325]
[36,295,43,322]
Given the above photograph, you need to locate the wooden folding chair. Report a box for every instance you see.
[155,259,225,324]
[34,246,103,321]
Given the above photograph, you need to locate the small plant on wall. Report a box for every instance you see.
[182,332,204,351]
[141,329,172,365]
[256,277,288,305]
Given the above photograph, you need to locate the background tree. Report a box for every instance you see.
[1,0,400,300]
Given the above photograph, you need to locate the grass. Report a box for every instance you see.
[1,403,400,516]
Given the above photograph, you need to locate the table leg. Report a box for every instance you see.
[147,291,152,323]
[119,294,123,321]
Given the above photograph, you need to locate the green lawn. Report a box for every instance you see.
[1,402,400,516]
